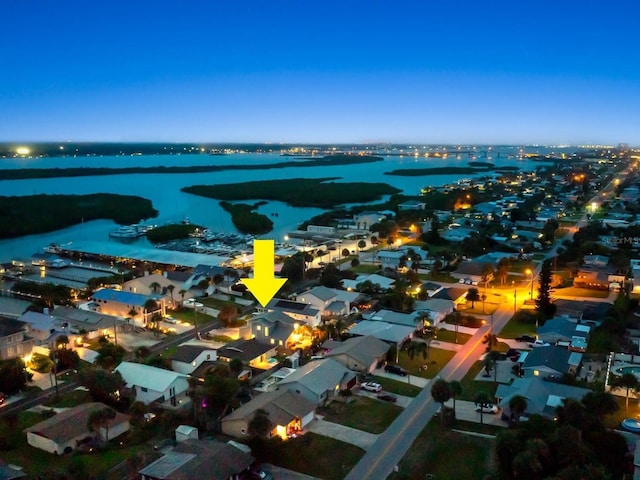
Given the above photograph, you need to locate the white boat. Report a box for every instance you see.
[109,226,139,239]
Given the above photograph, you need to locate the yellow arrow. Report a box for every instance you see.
[240,239,287,307]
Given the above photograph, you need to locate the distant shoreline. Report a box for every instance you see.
[0,154,383,180]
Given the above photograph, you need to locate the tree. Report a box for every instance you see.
[581,391,618,419]
[508,395,528,425]
[166,284,175,306]
[342,248,351,258]
[87,407,117,442]
[430,379,452,425]
[612,373,639,410]
[414,310,431,330]
[449,380,462,417]
[95,342,126,370]
[54,335,69,349]
[248,409,273,439]
[536,259,556,319]
[78,367,125,406]
[357,239,366,252]
[350,258,360,268]
[481,263,495,288]
[466,287,480,308]
[150,312,163,337]
[218,304,237,327]
[135,346,151,360]
[143,299,159,325]
[179,289,187,304]
[149,281,161,294]
[496,257,511,286]
[407,340,428,360]
[0,358,28,394]
[474,391,492,425]
[281,253,305,283]
[484,350,502,386]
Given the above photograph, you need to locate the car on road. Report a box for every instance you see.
[474,403,499,414]
[377,393,398,403]
[361,382,383,393]
[515,335,536,343]
[384,364,408,377]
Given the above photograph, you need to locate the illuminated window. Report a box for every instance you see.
[533,370,539,376]
[256,325,261,331]
[270,338,275,345]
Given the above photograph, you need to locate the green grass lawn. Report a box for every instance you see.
[397,348,456,379]
[453,419,503,435]
[351,264,380,274]
[388,420,495,480]
[274,432,365,480]
[418,272,456,283]
[458,361,498,402]
[435,329,472,345]
[45,388,92,408]
[317,396,403,434]
[370,376,422,397]
[553,286,611,298]
[459,302,500,315]
[170,308,215,326]
[497,315,537,339]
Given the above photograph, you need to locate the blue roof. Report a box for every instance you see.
[91,288,158,307]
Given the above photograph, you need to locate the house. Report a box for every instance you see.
[441,227,476,242]
[363,309,418,329]
[348,320,414,346]
[278,358,357,406]
[297,286,360,318]
[554,300,612,327]
[573,269,611,290]
[114,362,189,406]
[122,273,183,306]
[413,298,455,325]
[0,317,34,360]
[171,345,218,375]
[323,335,389,373]
[249,311,299,349]
[420,282,443,297]
[17,311,63,345]
[265,298,321,327]
[537,317,590,345]
[52,306,129,340]
[451,261,493,284]
[397,200,426,211]
[0,460,27,479]
[216,338,277,369]
[431,287,468,306]
[342,273,396,292]
[139,438,254,480]
[582,255,610,267]
[377,250,406,270]
[353,211,387,230]
[496,377,590,420]
[520,346,582,379]
[175,425,199,443]
[25,403,130,455]
[90,288,165,324]
[221,389,316,439]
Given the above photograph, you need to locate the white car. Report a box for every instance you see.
[163,316,177,324]
[361,382,382,393]
[529,340,551,348]
[474,403,499,414]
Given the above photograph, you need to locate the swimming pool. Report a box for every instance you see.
[615,366,640,376]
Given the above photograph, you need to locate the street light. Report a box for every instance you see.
[525,268,534,299]
[512,281,517,314]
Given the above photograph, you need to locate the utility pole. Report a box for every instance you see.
[513,282,517,314]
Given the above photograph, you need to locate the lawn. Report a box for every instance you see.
[274,432,365,480]
[458,361,498,402]
[317,396,403,434]
[459,302,500,315]
[497,314,537,339]
[435,329,472,345]
[553,286,611,298]
[0,411,151,477]
[169,308,215,326]
[603,395,640,430]
[351,264,380,274]
[370,376,423,397]
[397,348,456,379]
[387,420,495,480]
[45,388,92,408]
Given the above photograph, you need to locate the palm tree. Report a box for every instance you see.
[151,312,163,337]
[466,287,480,308]
[179,289,187,304]
[149,281,161,294]
[474,391,492,426]
[229,358,244,378]
[414,311,431,331]
[143,299,159,325]
[613,373,639,410]
[484,350,502,386]
[407,340,428,361]
[449,380,462,418]
[508,394,528,425]
[166,284,175,306]
[430,378,452,425]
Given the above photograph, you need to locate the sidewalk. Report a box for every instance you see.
[306,416,379,449]
[372,368,430,388]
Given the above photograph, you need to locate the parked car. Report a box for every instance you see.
[384,364,408,377]
[0,393,6,405]
[474,403,499,414]
[163,316,177,324]
[377,393,398,403]
[245,469,274,480]
[361,382,383,393]
[506,349,521,361]
[529,340,551,348]
[515,335,536,343]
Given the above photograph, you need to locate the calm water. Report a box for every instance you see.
[0,147,571,262]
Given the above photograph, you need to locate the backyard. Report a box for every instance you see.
[397,348,456,379]
[317,396,403,434]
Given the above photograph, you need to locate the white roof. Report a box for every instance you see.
[279,358,354,394]
[350,320,414,343]
[175,425,198,435]
[115,361,188,392]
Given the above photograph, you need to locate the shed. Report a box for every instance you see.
[175,425,198,443]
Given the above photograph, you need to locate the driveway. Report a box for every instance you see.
[355,388,414,408]
[443,399,507,428]
[306,416,379,449]
[261,464,320,480]
[372,368,430,388]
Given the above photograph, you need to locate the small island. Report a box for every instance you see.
[0,193,158,239]
[220,201,273,235]
[181,177,401,208]
[145,223,202,243]
[0,154,383,180]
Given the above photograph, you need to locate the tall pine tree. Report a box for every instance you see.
[535,259,556,320]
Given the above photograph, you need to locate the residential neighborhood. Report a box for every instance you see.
[1,146,640,479]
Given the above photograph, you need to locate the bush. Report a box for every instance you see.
[31,353,54,373]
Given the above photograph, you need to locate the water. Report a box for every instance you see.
[0,147,571,262]
[616,366,640,377]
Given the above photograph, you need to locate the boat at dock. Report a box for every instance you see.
[108,223,155,239]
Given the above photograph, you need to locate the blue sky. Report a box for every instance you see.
[2,0,639,144]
